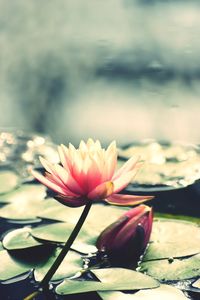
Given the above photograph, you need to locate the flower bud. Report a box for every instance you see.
[96,205,153,267]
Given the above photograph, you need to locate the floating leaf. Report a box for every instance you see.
[92,268,159,288]
[98,284,188,299]
[140,253,200,281]
[0,196,45,220]
[143,218,200,261]
[0,170,19,195]
[38,198,83,223]
[34,248,82,282]
[0,245,81,282]
[39,201,128,230]
[31,222,97,254]
[192,278,200,289]
[0,250,33,281]
[56,268,158,295]
[3,227,42,250]
[0,184,46,204]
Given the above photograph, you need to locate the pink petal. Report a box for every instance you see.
[31,170,67,195]
[113,156,141,180]
[40,157,80,197]
[58,144,73,171]
[102,141,117,181]
[57,145,69,170]
[105,193,154,206]
[112,170,138,194]
[87,181,114,200]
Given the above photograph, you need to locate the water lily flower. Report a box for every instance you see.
[96,205,153,265]
[32,139,153,207]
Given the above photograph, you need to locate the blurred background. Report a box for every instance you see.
[0,0,200,146]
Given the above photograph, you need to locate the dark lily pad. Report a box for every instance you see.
[140,253,200,281]
[34,248,82,282]
[0,184,46,204]
[143,218,200,261]
[31,222,97,254]
[56,268,159,295]
[0,170,19,195]
[2,227,42,250]
[98,284,188,299]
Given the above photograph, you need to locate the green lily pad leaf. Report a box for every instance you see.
[98,284,188,300]
[0,195,45,220]
[56,268,159,295]
[3,227,42,250]
[31,222,97,254]
[0,170,19,195]
[155,213,200,225]
[38,198,83,222]
[144,219,200,261]
[192,278,200,289]
[34,248,82,282]
[0,184,46,204]
[39,201,128,231]
[140,253,200,281]
[91,268,159,288]
[0,250,33,281]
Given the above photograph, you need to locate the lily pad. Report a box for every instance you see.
[2,227,42,250]
[143,218,200,261]
[192,278,200,289]
[56,268,159,295]
[0,184,46,204]
[0,170,19,195]
[140,253,200,281]
[39,201,128,231]
[0,250,33,281]
[0,196,45,220]
[98,284,188,300]
[31,222,97,254]
[34,248,82,282]
[38,198,83,223]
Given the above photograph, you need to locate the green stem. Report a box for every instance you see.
[40,201,92,287]
[24,201,92,300]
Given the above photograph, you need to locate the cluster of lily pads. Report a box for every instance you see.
[0,169,199,299]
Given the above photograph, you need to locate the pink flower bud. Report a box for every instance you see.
[96,205,153,266]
